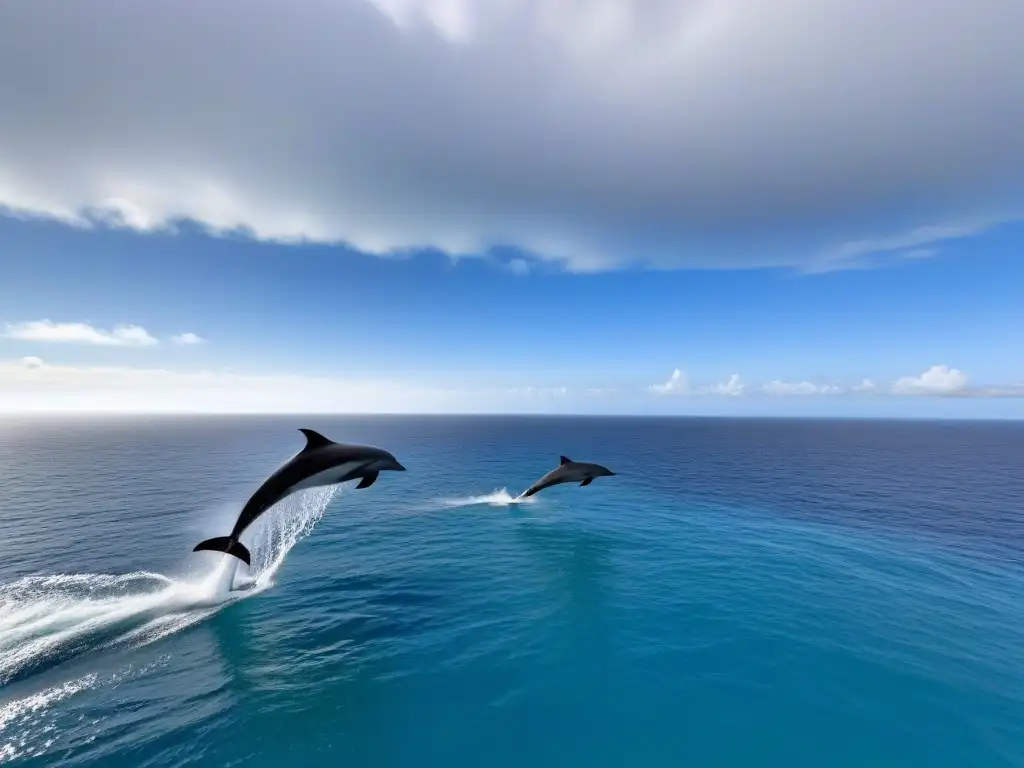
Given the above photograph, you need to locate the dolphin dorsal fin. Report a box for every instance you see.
[560,455,572,465]
[298,428,334,452]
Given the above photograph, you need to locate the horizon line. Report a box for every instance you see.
[0,411,1021,423]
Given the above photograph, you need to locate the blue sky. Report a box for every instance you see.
[1,0,1022,416]
[2,213,1022,417]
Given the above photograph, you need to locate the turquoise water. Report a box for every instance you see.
[1,416,1022,766]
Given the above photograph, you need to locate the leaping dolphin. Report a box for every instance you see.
[193,428,406,566]
[518,456,615,498]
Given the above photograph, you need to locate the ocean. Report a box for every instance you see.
[0,415,1022,767]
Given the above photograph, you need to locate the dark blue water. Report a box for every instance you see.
[1,416,1023,766]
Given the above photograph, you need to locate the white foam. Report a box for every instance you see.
[441,488,536,508]
[0,659,164,763]
[0,673,98,762]
[0,485,339,687]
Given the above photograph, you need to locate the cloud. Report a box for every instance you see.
[761,380,844,396]
[650,368,688,395]
[171,332,205,346]
[697,373,745,396]
[647,368,1023,399]
[3,358,1021,413]
[0,358,613,413]
[1,1,1022,272]
[968,385,1024,398]
[3,320,158,346]
[504,385,568,397]
[814,217,1011,272]
[891,364,969,395]
[0,358,577,413]
[0,358,438,413]
[650,370,745,396]
[889,365,1024,398]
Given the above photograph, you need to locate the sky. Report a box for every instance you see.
[0,0,1022,417]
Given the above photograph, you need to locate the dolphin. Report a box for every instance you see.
[193,428,406,566]
[518,455,616,498]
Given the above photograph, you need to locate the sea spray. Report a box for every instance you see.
[201,555,241,596]
[0,485,340,686]
[441,488,536,508]
[245,485,339,587]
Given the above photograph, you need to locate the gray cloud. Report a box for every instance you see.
[1,0,1022,271]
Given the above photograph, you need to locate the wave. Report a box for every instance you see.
[0,672,98,763]
[0,657,168,764]
[0,485,338,687]
[441,488,535,508]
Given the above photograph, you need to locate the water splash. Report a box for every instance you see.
[245,485,337,587]
[441,488,536,507]
[0,485,339,686]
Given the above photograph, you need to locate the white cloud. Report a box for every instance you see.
[888,366,1024,398]
[0,358,477,413]
[814,217,1012,272]
[3,320,158,347]
[1,1,1022,272]
[0,358,605,413]
[969,385,1024,398]
[697,373,745,396]
[650,370,745,396]
[761,380,844,396]
[171,332,205,346]
[892,364,969,395]
[3,358,1021,413]
[646,369,1020,399]
[650,368,689,395]
[505,385,568,397]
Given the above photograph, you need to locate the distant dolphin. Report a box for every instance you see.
[193,428,406,566]
[518,456,615,498]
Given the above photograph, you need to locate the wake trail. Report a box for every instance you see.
[0,486,339,687]
[441,488,535,508]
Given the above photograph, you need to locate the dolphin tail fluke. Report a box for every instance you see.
[193,536,252,567]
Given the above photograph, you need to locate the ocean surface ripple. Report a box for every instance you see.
[0,415,1022,767]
